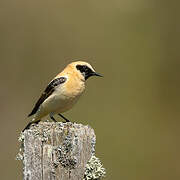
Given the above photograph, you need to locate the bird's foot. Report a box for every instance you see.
[58,114,71,123]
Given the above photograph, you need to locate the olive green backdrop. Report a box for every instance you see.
[0,0,180,179]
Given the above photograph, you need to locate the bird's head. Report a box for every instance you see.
[68,61,103,81]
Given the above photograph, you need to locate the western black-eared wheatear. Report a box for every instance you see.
[23,61,102,131]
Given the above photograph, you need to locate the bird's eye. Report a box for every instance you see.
[83,65,87,71]
[76,65,87,73]
[76,64,93,77]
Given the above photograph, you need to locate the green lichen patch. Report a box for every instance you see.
[53,134,77,169]
[91,137,96,155]
[30,122,53,142]
[16,131,25,161]
[16,151,24,161]
[84,155,106,180]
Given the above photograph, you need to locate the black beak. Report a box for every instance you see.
[92,72,103,77]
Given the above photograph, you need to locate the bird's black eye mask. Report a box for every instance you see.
[76,65,94,80]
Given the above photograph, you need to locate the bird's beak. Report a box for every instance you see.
[92,72,103,77]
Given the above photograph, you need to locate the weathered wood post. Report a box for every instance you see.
[17,122,105,180]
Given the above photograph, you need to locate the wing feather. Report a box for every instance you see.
[28,77,67,117]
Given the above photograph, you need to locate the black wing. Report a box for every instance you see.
[28,77,67,117]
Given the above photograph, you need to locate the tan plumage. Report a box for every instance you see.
[23,61,102,131]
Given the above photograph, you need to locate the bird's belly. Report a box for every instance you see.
[53,96,79,113]
[35,82,85,119]
[40,92,81,115]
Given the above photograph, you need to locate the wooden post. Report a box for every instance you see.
[21,122,96,180]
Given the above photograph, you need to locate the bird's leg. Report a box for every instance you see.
[58,114,70,122]
[22,120,41,132]
[50,113,57,122]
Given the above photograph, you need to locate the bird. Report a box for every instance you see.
[23,61,102,131]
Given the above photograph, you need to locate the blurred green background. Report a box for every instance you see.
[0,0,180,179]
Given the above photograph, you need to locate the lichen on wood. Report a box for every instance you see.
[16,122,106,180]
[84,155,106,180]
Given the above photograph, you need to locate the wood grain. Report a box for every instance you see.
[23,122,96,180]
